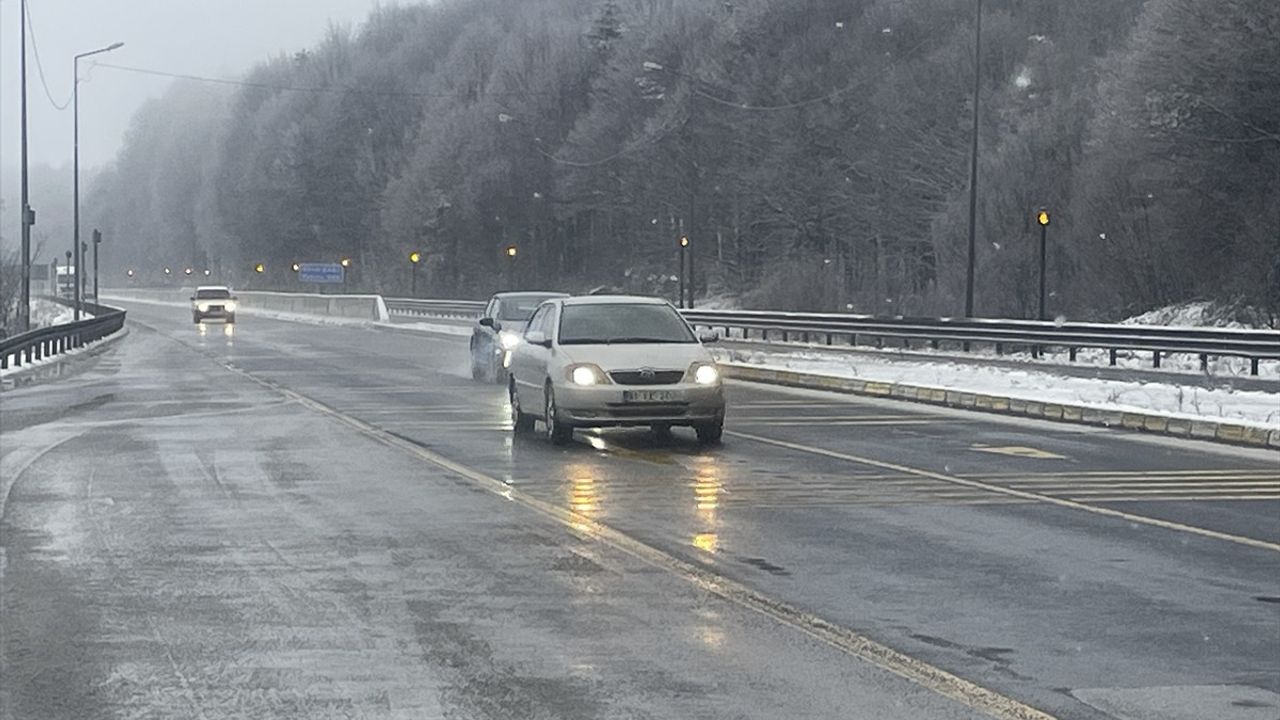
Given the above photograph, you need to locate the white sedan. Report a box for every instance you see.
[507,295,725,444]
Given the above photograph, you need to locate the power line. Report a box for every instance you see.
[93,62,549,99]
[24,0,71,110]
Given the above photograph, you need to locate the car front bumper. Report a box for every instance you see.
[556,382,725,427]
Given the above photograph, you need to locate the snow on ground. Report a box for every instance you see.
[718,334,1280,380]
[717,347,1280,430]
[30,299,86,328]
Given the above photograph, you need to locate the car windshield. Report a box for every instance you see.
[557,304,695,344]
[498,296,556,322]
[195,288,231,299]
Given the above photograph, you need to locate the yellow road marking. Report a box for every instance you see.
[971,444,1066,460]
[172,340,1059,720]
[729,430,1280,554]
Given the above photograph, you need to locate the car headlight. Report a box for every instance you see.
[224,301,238,312]
[498,330,521,350]
[197,302,210,312]
[691,363,720,385]
[568,364,608,386]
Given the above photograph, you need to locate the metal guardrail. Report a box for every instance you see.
[383,297,1280,376]
[0,300,127,371]
[384,297,486,318]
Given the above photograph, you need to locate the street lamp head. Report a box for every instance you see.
[254,263,265,273]
[642,61,665,73]
[164,267,172,274]
[679,236,690,248]
[184,268,193,275]
[409,251,422,264]
[505,245,518,258]
[127,269,134,277]
[1037,209,1050,226]
[107,42,125,51]
[203,269,212,276]
[291,262,301,272]
[340,257,352,267]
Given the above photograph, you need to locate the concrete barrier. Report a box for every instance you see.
[102,288,389,323]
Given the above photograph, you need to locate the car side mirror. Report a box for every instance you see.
[479,317,497,329]
[698,330,721,344]
[525,330,551,348]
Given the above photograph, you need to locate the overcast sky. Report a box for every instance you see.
[2,0,386,171]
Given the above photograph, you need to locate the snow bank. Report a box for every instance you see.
[717,347,1280,431]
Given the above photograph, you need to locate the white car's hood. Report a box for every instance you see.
[558,342,712,371]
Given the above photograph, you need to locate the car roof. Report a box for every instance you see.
[559,295,670,306]
[492,291,568,300]
[195,285,231,292]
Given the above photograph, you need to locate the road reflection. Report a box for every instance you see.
[566,463,601,534]
[692,460,721,554]
[195,321,235,347]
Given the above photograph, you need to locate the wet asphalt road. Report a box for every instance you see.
[2,302,1278,720]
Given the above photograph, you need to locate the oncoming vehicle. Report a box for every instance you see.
[191,285,238,324]
[471,291,568,382]
[507,295,725,445]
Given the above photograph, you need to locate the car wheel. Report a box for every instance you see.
[650,423,673,439]
[470,346,486,382]
[192,314,202,324]
[510,383,535,434]
[226,313,236,324]
[695,421,724,445]
[544,385,573,445]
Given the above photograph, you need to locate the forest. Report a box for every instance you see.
[82,0,1279,322]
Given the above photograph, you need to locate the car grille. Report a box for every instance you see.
[609,370,685,385]
[602,404,689,417]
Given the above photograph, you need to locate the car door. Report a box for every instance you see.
[511,305,548,398]
[515,303,556,411]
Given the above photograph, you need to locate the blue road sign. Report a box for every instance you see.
[298,262,345,284]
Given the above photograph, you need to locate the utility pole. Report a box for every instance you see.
[963,0,983,318]
[20,0,33,331]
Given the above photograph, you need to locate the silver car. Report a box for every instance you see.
[507,296,725,445]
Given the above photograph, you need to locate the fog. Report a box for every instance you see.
[1,0,383,248]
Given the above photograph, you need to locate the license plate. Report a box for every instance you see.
[623,390,678,403]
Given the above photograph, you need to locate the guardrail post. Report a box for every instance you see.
[995,343,1003,355]
[1068,347,1077,362]
[1109,349,1118,366]
[1251,358,1260,376]
[1200,354,1208,372]
[1,353,8,369]
[1152,351,1161,369]
[850,333,857,346]
[825,333,832,346]
[34,341,42,361]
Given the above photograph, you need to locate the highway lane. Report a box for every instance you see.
[4,301,1279,719]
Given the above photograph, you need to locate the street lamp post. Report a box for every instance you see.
[963,0,983,318]
[409,251,422,295]
[92,229,102,304]
[19,0,32,331]
[1036,209,1050,321]
[73,41,125,321]
[678,235,689,309]
[340,257,352,291]
[504,245,518,290]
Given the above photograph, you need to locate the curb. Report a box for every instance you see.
[722,364,1280,451]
